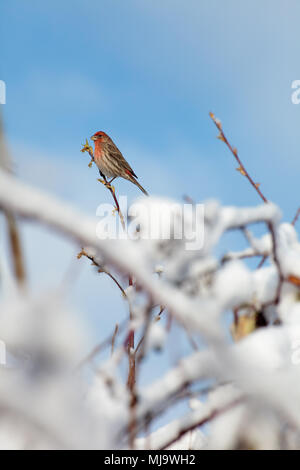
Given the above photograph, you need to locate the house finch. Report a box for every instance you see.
[91,131,148,196]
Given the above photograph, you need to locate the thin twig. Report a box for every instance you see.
[81,140,125,229]
[82,138,139,447]
[210,114,284,309]
[291,207,300,227]
[81,140,134,394]
[257,255,267,269]
[127,275,136,394]
[160,398,243,450]
[127,298,153,449]
[134,305,165,358]
[76,319,127,369]
[134,299,154,366]
[134,335,145,358]
[210,112,268,203]
[4,210,26,286]
[0,118,27,287]
[157,306,165,316]
[111,323,119,356]
[222,250,263,264]
[264,221,284,306]
[77,249,127,298]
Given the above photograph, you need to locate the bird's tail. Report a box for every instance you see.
[130,177,149,196]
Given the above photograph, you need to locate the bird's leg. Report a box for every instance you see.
[108,177,116,184]
[98,170,106,180]
[98,170,108,184]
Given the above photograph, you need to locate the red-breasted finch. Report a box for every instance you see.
[91,131,148,196]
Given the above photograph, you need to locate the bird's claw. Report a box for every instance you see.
[97,179,115,192]
[106,184,115,192]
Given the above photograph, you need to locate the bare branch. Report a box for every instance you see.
[160,397,243,450]
[76,318,127,369]
[0,117,26,287]
[210,112,268,203]
[291,207,300,227]
[111,323,119,356]
[77,248,127,298]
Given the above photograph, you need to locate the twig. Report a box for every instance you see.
[4,210,26,286]
[76,319,127,369]
[209,112,268,203]
[81,140,133,395]
[291,207,300,227]
[134,299,153,366]
[134,305,165,359]
[0,119,27,288]
[134,335,145,358]
[157,306,165,316]
[77,249,126,298]
[264,221,284,306]
[257,255,267,269]
[210,113,284,308]
[111,323,119,356]
[126,275,137,449]
[160,398,243,450]
[126,298,153,449]
[127,275,135,390]
[186,333,199,351]
[222,249,263,264]
[127,327,137,449]
[183,194,195,205]
[82,136,138,448]
[81,140,125,230]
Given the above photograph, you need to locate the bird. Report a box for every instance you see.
[90,131,148,196]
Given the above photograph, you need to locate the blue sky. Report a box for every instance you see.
[1,0,300,428]
[2,0,300,212]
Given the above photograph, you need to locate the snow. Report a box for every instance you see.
[213,261,253,310]
[145,321,166,352]
[0,168,300,448]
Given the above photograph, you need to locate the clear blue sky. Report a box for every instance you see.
[1,0,300,426]
[2,0,300,212]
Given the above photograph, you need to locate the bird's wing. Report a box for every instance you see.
[106,140,138,178]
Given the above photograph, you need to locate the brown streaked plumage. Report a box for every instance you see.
[91,131,148,196]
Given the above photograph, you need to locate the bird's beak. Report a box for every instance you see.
[91,135,96,141]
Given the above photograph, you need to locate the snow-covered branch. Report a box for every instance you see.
[1,168,300,449]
